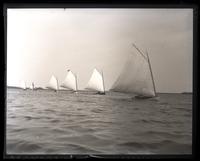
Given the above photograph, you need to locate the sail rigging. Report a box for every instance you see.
[60,70,78,91]
[46,75,59,91]
[111,44,156,97]
[85,68,105,93]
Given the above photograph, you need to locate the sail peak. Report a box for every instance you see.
[61,70,77,91]
[85,68,105,93]
[46,75,59,91]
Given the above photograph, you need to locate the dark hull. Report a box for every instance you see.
[96,92,106,95]
[135,95,153,99]
[134,95,159,101]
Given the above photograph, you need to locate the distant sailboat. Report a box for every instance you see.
[110,43,157,98]
[20,80,26,90]
[30,82,35,90]
[85,68,105,94]
[60,70,78,92]
[29,85,32,90]
[46,75,59,92]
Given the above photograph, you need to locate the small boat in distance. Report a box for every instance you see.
[46,75,59,92]
[30,82,35,90]
[60,69,78,93]
[20,80,27,90]
[85,68,105,95]
[34,87,45,90]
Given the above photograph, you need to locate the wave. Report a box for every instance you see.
[136,119,167,124]
[56,134,113,146]
[76,99,93,103]
[58,143,104,154]
[77,119,114,125]
[10,105,24,108]
[51,127,71,134]
[61,125,97,133]
[11,128,26,133]
[137,130,189,139]
[91,108,105,113]
[9,115,16,119]
[24,116,41,120]
[117,140,192,152]
[7,140,44,153]
[44,109,56,113]
[50,119,61,123]
[159,102,169,105]
[41,116,52,120]
[174,107,192,112]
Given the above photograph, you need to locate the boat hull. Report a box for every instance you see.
[134,95,159,101]
[96,92,105,95]
[135,95,153,99]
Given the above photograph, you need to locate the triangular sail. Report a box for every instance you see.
[85,68,105,93]
[20,80,26,90]
[111,45,155,97]
[60,70,77,91]
[46,75,59,91]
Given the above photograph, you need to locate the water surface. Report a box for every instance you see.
[6,88,192,154]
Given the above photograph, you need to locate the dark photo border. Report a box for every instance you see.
[2,0,199,159]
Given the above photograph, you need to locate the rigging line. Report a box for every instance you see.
[132,43,148,61]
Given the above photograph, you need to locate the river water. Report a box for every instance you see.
[6,88,192,154]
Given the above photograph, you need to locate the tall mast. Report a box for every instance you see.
[56,77,59,92]
[132,43,156,97]
[75,73,78,92]
[146,50,156,96]
[101,70,106,94]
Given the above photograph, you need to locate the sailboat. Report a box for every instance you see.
[85,68,105,95]
[60,69,78,93]
[110,43,157,99]
[20,80,26,90]
[29,82,35,90]
[46,75,59,92]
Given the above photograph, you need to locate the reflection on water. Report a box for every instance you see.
[6,88,192,154]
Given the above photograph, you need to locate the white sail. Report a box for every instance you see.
[46,75,59,91]
[30,82,34,90]
[60,70,77,91]
[111,45,155,97]
[85,68,105,93]
[20,80,26,90]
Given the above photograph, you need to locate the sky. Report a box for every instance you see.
[7,9,193,93]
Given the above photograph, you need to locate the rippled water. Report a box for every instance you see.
[6,88,192,154]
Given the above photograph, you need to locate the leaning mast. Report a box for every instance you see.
[132,43,156,97]
[146,50,156,96]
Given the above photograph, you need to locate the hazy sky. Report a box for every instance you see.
[7,9,193,93]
